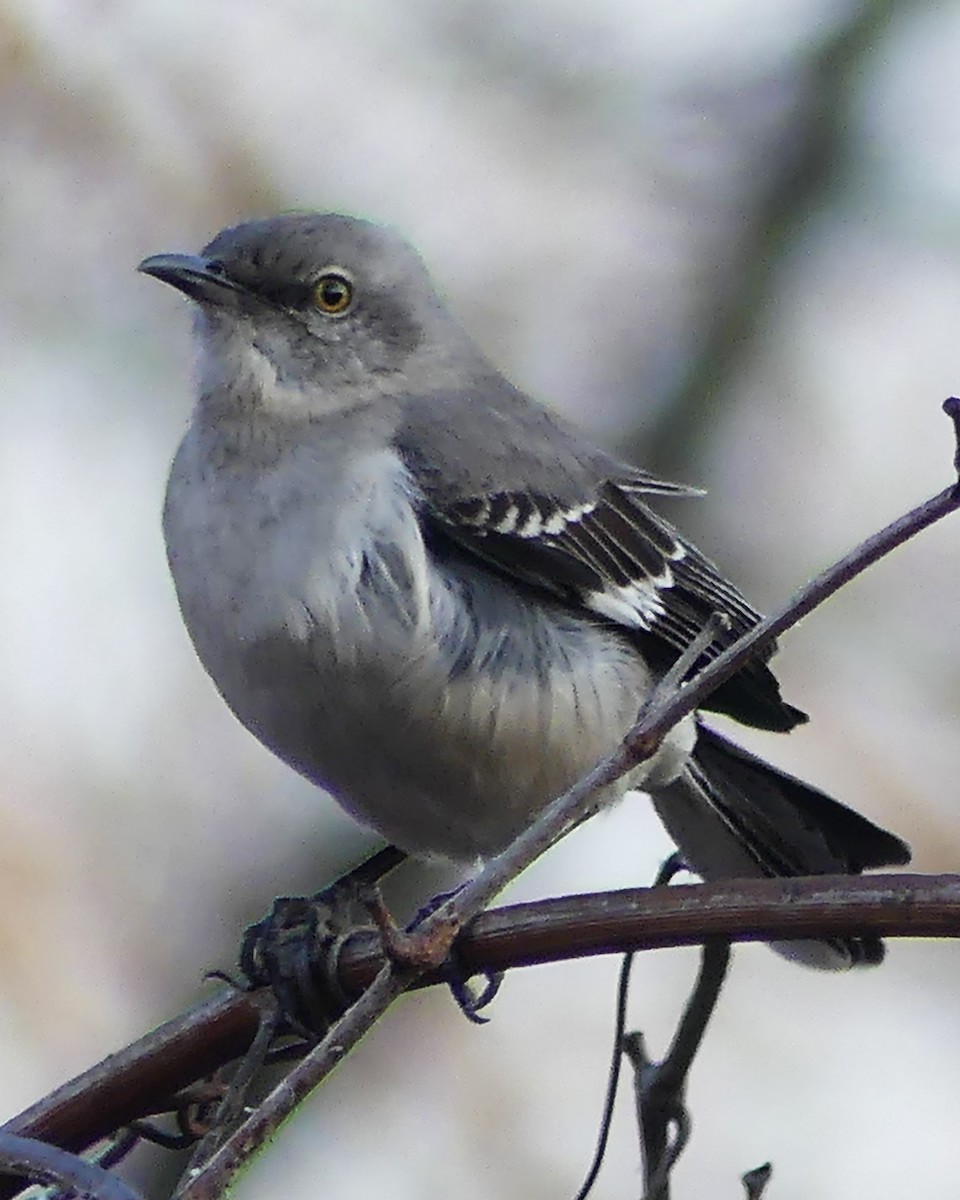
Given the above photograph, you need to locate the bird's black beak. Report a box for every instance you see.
[137,253,244,307]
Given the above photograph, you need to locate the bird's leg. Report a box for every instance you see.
[363,883,502,1023]
[236,845,405,1038]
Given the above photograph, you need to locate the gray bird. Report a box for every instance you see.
[140,213,909,969]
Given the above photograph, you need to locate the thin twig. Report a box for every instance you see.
[571,951,634,1200]
[173,965,410,1200]
[742,1162,773,1199]
[89,1128,142,1174]
[0,1131,143,1200]
[0,990,257,1167]
[656,940,732,1085]
[178,996,281,1177]
[574,854,686,1200]
[625,940,731,1199]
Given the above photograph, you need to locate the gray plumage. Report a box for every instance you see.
[141,213,909,969]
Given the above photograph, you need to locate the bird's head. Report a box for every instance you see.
[139,213,472,418]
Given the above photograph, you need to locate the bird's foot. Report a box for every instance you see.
[363,884,502,1024]
[239,888,365,1040]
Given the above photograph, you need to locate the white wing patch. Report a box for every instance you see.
[539,501,597,536]
[444,484,697,632]
[585,571,673,630]
[451,495,598,538]
[491,503,520,534]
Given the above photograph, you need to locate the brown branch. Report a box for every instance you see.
[3,871,960,1194]
[404,873,960,972]
[0,992,257,1164]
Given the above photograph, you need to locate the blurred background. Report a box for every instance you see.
[3,0,960,1196]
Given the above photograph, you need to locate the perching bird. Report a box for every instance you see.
[140,213,909,969]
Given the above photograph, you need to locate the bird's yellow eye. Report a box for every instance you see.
[313,272,353,315]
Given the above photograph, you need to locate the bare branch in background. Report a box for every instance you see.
[634,0,905,477]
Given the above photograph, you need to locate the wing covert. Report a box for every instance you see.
[422,471,805,732]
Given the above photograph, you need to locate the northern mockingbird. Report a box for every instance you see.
[140,213,909,969]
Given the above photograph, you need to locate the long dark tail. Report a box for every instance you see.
[649,723,911,969]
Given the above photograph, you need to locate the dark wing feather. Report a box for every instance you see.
[424,472,804,733]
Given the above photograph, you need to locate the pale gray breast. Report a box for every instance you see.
[164,429,687,859]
